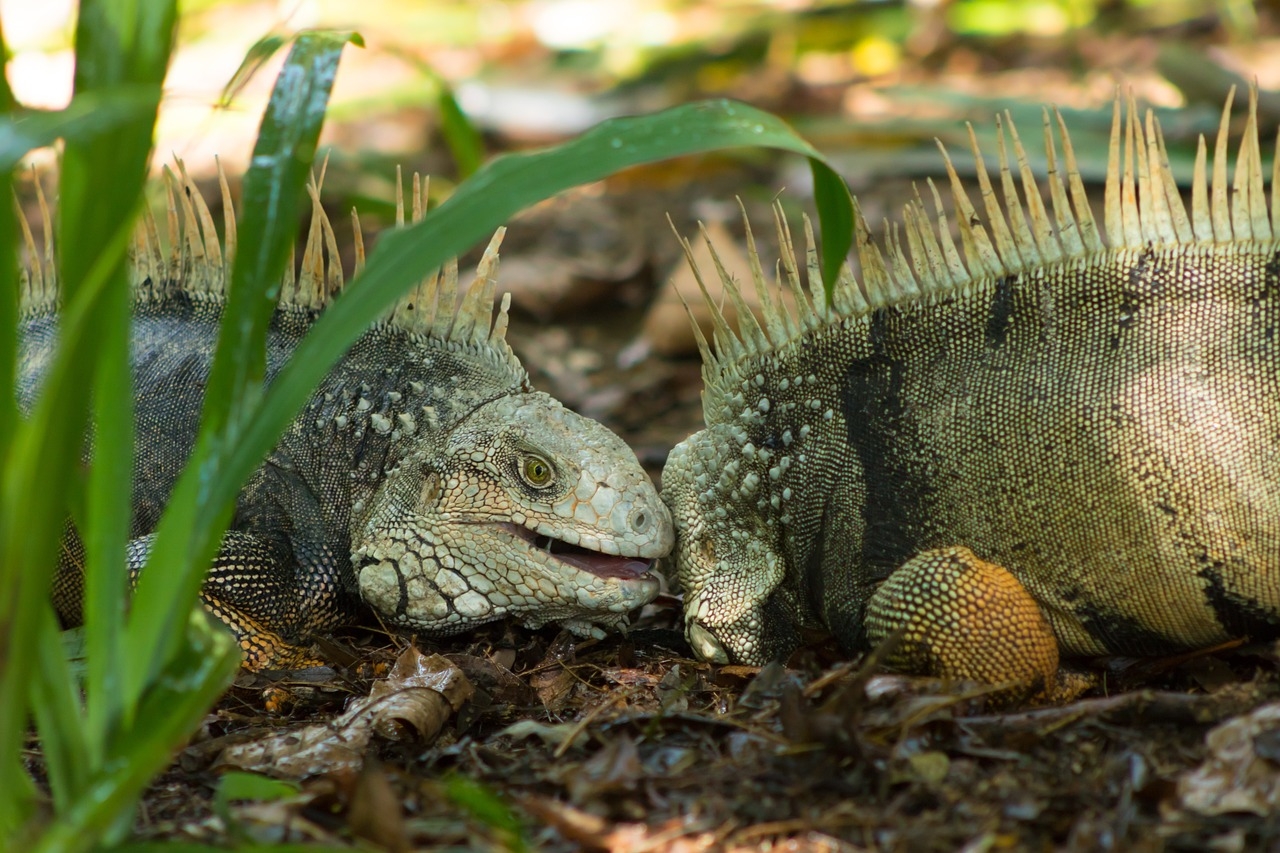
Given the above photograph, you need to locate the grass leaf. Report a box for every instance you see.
[125,29,359,703]
[214,99,853,521]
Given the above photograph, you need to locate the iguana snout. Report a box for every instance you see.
[355,391,670,637]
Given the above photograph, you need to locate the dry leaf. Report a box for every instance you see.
[348,759,410,853]
[217,648,473,779]
[1178,702,1280,816]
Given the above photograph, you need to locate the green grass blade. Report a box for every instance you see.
[59,1,174,298]
[201,29,362,435]
[27,605,89,814]
[0,92,161,172]
[0,216,138,842]
[435,74,484,178]
[309,99,851,364]
[1,0,177,844]
[445,775,528,852]
[0,174,28,833]
[80,260,135,764]
[31,616,239,853]
[0,88,161,839]
[218,33,289,108]
[125,30,358,701]
[60,0,176,772]
[0,13,24,835]
[0,14,17,457]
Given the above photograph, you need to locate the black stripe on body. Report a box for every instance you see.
[841,307,941,582]
[1069,601,1189,656]
[1252,250,1280,344]
[1198,561,1280,641]
[985,275,1015,349]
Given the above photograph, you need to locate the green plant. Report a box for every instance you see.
[0,2,851,850]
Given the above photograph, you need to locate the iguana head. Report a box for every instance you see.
[354,389,670,638]
[662,423,799,665]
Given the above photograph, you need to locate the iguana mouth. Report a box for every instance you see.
[499,522,653,580]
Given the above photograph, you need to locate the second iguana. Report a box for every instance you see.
[663,88,1280,694]
[19,173,672,669]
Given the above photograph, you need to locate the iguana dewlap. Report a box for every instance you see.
[18,172,672,670]
[662,88,1280,695]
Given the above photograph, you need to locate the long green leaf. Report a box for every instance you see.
[66,0,177,783]
[0,92,162,172]
[28,605,90,813]
[32,615,239,853]
[0,90,162,839]
[223,99,852,513]
[1,0,176,844]
[0,9,25,833]
[0,14,18,466]
[124,30,359,704]
[0,195,143,844]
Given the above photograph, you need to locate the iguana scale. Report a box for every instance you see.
[662,88,1280,694]
[18,170,672,670]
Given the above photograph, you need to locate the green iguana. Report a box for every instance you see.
[662,88,1280,694]
[18,171,671,670]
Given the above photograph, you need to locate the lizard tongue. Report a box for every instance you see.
[552,551,653,580]
[500,523,654,580]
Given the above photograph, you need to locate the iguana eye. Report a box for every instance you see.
[521,455,554,487]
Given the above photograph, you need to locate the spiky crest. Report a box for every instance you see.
[16,161,522,377]
[690,86,1279,423]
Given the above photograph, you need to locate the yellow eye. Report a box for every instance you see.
[522,455,553,487]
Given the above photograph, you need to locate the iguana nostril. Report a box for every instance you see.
[632,510,649,532]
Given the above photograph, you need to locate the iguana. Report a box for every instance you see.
[18,170,671,670]
[662,87,1280,695]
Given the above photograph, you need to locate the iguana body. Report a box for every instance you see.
[19,173,671,669]
[663,89,1280,692]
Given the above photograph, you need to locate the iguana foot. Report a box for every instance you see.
[865,546,1059,695]
[200,599,326,671]
[125,531,339,672]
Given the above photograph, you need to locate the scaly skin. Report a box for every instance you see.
[663,90,1280,695]
[19,174,672,669]
[352,390,670,638]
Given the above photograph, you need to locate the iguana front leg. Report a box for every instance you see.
[863,546,1059,695]
[124,532,338,670]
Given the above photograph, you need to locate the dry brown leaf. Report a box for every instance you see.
[531,665,578,712]
[1177,701,1280,816]
[445,652,538,706]
[494,719,580,747]
[564,733,643,803]
[347,759,410,853]
[216,648,473,779]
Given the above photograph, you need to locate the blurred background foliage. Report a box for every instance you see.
[5,0,1272,193]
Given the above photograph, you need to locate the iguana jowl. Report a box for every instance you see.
[663,88,1280,692]
[18,172,672,670]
